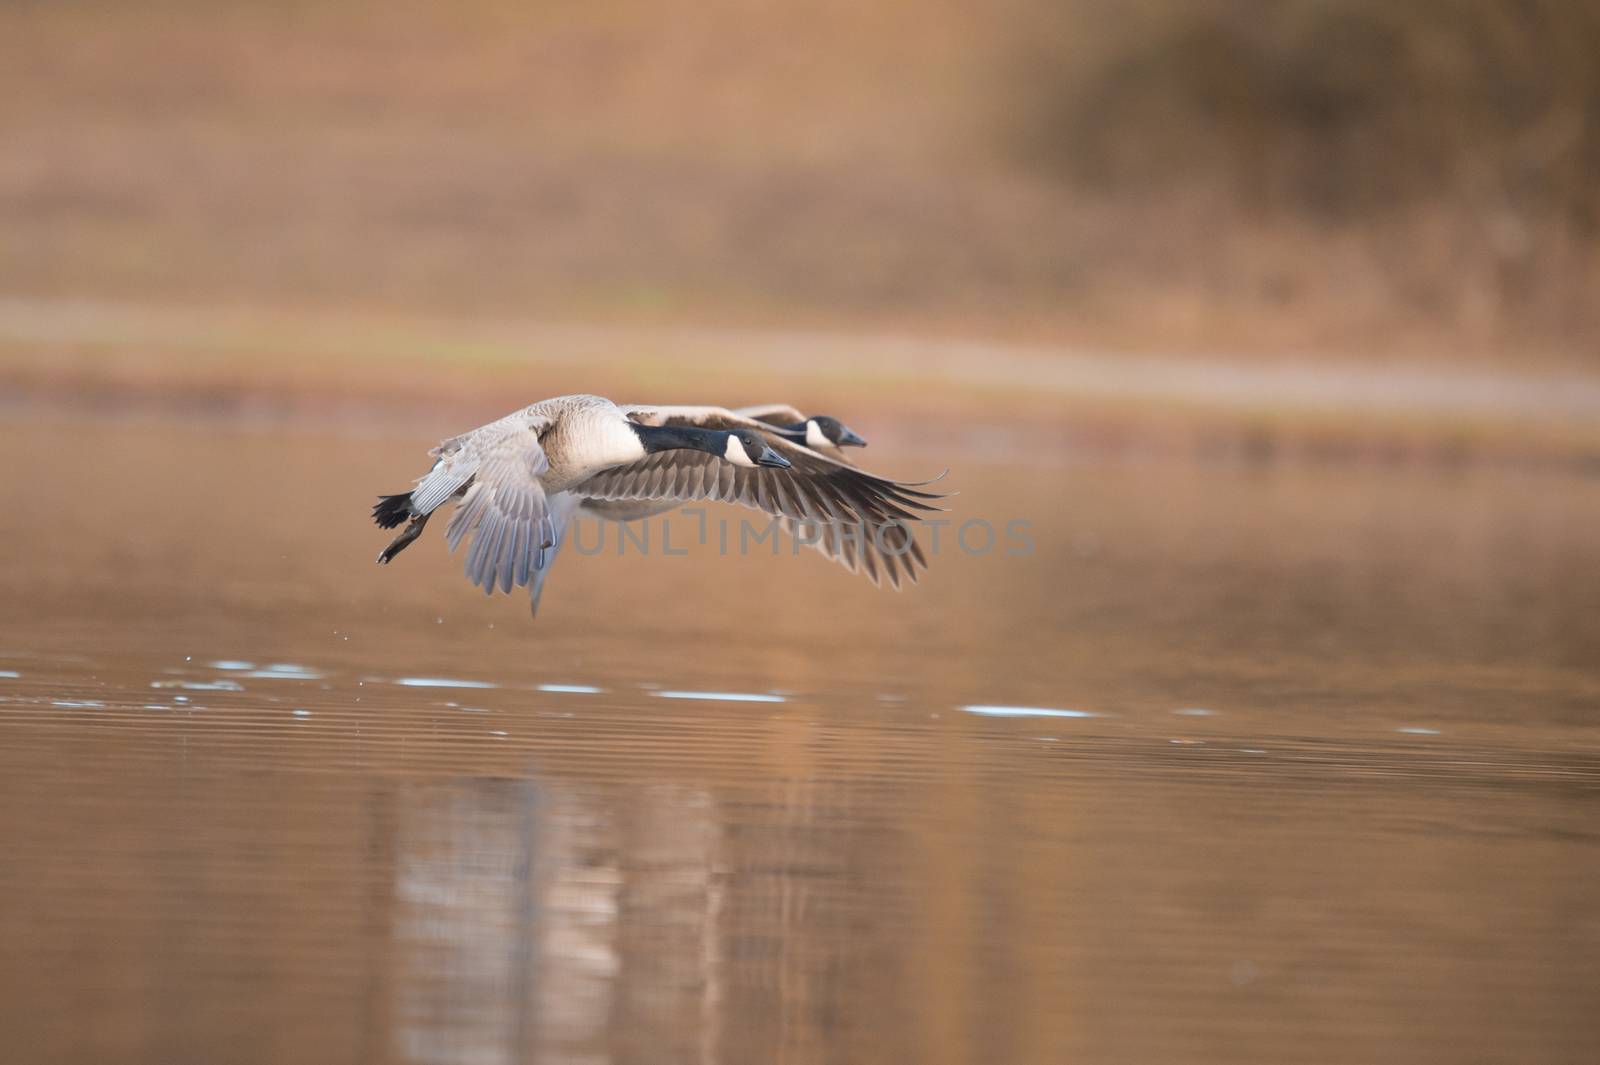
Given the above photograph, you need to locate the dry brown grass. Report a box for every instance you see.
[1,0,1597,364]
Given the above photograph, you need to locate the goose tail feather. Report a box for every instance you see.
[373,492,415,529]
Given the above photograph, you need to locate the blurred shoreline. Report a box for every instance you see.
[8,2,1600,471]
[6,297,1599,474]
[8,2,1600,373]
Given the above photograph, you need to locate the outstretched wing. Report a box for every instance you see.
[573,432,946,588]
[774,513,929,587]
[430,415,555,595]
[620,404,792,437]
[732,403,807,427]
[573,497,926,586]
[527,493,581,617]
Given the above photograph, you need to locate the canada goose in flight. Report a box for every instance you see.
[732,403,868,453]
[575,404,900,589]
[373,395,945,615]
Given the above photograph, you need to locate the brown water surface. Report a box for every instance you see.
[1,416,1597,1064]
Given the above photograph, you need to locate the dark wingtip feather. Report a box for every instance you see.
[905,468,953,487]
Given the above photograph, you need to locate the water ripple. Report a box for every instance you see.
[394,677,498,690]
[152,679,244,692]
[653,690,786,704]
[241,664,323,680]
[960,705,1097,719]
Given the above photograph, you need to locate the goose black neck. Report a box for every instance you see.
[631,422,727,455]
[773,423,807,443]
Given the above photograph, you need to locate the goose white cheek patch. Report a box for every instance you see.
[805,420,829,449]
[724,435,756,467]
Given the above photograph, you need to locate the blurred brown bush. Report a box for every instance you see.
[1010,0,1600,225]
[997,1,1600,356]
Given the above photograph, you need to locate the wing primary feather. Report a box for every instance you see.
[473,514,503,593]
[512,521,531,588]
[770,477,798,521]
[859,533,881,586]
[445,482,484,552]
[464,516,490,590]
[497,517,517,594]
[480,512,507,592]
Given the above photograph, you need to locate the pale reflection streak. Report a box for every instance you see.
[389,778,726,1065]
[532,788,619,1065]
[391,779,542,1065]
[960,705,1097,719]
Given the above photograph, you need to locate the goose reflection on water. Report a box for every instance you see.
[389,777,723,1065]
[385,771,877,1065]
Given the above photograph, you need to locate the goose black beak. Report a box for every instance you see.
[757,446,792,469]
[837,428,867,447]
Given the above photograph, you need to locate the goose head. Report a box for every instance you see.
[725,429,792,469]
[805,415,867,449]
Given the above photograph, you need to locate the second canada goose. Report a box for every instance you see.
[733,404,869,452]
[576,404,917,591]
[373,394,945,615]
